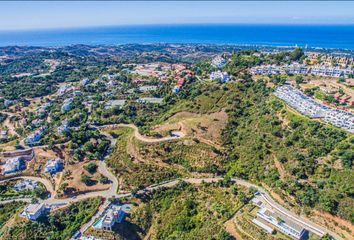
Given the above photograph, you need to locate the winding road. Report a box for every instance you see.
[0,123,340,239]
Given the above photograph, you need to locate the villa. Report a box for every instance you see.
[105,100,126,109]
[21,203,45,221]
[256,207,307,239]
[210,71,230,83]
[93,205,128,231]
[138,85,157,92]
[137,97,164,104]
[14,179,38,192]
[61,98,73,113]
[0,130,8,139]
[57,119,69,135]
[45,158,63,174]
[2,157,23,174]
[26,131,42,145]
[212,56,227,68]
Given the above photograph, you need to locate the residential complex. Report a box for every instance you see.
[274,85,354,133]
[251,63,354,77]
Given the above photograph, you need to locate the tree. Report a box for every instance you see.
[84,162,97,174]
[295,75,304,84]
[81,174,92,186]
[290,48,304,61]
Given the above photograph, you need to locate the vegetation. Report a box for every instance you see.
[220,79,353,223]
[0,202,26,229]
[110,181,251,240]
[106,127,180,190]
[1,197,102,240]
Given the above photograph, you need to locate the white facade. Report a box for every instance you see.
[257,207,306,239]
[210,71,230,83]
[21,203,45,221]
[45,158,62,174]
[2,157,22,174]
[212,56,227,68]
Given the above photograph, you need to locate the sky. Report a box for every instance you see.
[0,1,353,30]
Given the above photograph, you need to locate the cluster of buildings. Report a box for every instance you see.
[274,85,354,133]
[210,71,230,83]
[250,63,354,78]
[305,53,354,68]
[93,204,131,231]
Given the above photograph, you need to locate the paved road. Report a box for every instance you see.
[93,123,185,143]
[1,124,338,239]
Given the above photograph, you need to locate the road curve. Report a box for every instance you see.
[93,123,185,143]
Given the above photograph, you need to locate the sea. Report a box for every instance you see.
[0,24,354,49]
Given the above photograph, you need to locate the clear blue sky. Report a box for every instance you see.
[0,1,353,30]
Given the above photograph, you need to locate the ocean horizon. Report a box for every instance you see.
[1,24,354,49]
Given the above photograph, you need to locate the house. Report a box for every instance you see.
[31,119,43,127]
[93,205,127,230]
[21,203,45,220]
[2,157,23,174]
[138,85,157,92]
[81,78,91,86]
[0,130,8,139]
[172,86,180,93]
[57,119,69,135]
[45,158,63,174]
[256,207,307,239]
[73,90,82,96]
[137,97,164,104]
[212,56,227,68]
[210,71,230,83]
[61,98,73,113]
[14,179,38,192]
[57,84,71,96]
[26,131,42,145]
[105,100,126,110]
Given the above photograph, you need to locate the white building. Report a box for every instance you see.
[105,100,126,110]
[137,97,164,104]
[21,203,45,220]
[61,98,73,113]
[93,205,126,230]
[257,207,307,239]
[81,78,91,86]
[26,131,42,145]
[212,56,227,68]
[138,85,157,92]
[0,130,8,139]
[2,157,22,174]
[57,85,71,96]
[57,119,69,135]
[210,71,230,83]
[45,158,63,174]
[14,179,38,192]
